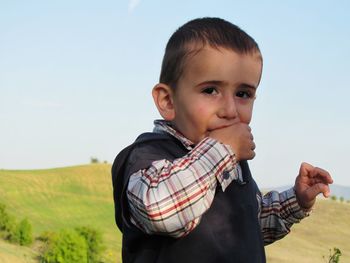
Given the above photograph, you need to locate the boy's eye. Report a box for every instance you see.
[202,87,218,95]
[236,91,253,99]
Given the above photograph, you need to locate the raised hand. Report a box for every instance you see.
[294,162,333,210]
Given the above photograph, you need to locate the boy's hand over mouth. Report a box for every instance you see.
[209,123,255,161]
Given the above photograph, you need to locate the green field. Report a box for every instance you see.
[266,199,350,262]
[0,164,121,263]
[0,164,349,262]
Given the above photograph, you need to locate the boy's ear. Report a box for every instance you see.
[152,83,175,121]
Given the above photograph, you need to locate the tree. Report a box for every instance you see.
[90,157,99,164]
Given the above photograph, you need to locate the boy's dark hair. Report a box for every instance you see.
[159,17,261,88]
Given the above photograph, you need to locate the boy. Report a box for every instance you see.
[112,17,333,263]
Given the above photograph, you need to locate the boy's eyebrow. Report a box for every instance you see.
[196,80,225,87]
[196,80,257,89]
[240,83,258,90]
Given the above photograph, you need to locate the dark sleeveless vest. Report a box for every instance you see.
[112,132,266,263]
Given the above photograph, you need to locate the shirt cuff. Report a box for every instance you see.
[282,188,310,221]
[197,137,239,192]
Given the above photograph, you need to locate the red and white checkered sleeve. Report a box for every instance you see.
[259,187,310,245]
[127,137,239,238]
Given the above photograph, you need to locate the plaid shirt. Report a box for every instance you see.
[127,120,308,243]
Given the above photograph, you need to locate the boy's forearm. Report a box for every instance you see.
[127,137,240,237]
[260,188,309,245]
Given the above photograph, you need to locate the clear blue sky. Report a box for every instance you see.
[1,0,349,188]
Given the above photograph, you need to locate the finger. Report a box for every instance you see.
[323,184,331,198]
[299,162,315,177]
[311,167,333,184]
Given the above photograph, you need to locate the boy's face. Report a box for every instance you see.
[170,46,262,144]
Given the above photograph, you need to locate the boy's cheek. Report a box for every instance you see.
[240,106,254,124]
[239,113,253,124]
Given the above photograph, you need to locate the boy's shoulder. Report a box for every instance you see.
[135,132,174,144]
[111,131,189,230]
[111,132,174,231]
[113,132,186,176]
[127,132,187,171]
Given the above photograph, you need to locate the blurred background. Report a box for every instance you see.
[1,0,349,188]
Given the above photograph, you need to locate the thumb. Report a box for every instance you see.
[305,183,331,199]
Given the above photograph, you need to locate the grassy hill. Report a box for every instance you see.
[0,164,349,262]
[266,199,350,262]
[0,164,121,263]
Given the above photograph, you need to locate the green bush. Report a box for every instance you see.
[13,218,33,246]
[41,229,88,263]
[0,203,17,240]
[0,203,7,230]
[75,226,105,263]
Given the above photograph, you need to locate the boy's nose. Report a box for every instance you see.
[218,96,238,119]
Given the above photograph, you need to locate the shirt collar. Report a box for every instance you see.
[153,120,194,150]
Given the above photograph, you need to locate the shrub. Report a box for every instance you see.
[13,218,33,246]
[0,203,7,230]
[75,226,105,263]
[41,229,88,263]
[0,203,17,240]
[331,195,337,201]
